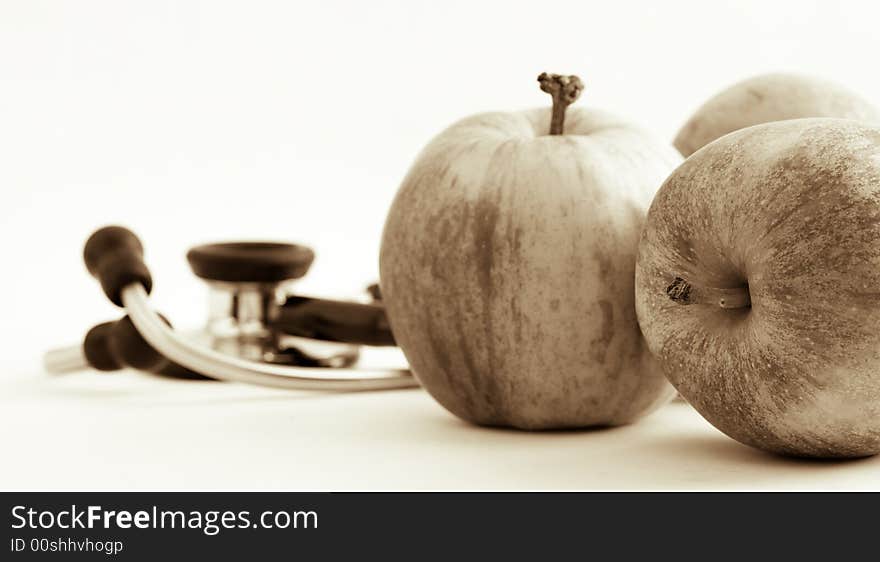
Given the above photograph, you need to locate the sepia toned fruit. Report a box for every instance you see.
[636,117,880,457]
[674,73,880,157]
[380,74,680,429]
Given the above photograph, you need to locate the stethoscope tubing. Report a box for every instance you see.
[122,283,419,391]
[78,282,418,391]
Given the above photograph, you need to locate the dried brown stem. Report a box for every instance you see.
[666,276,751,309]
[537,72,584,135]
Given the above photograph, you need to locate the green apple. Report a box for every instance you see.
[674,73,880,157]
[637,117,880,457]
[380,74,680,429]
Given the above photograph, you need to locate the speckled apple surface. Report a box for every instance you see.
[636,118,880,458]
[674,73,880,157]
[380,108,681,429]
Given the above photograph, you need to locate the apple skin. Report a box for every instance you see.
[380,108,680,429]
[674,73,880,157]
[636,118,880,458]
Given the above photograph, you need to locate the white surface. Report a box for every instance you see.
[3,358,879,490]
[3,1,880,489]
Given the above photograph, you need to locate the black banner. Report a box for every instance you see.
[0,492,874,559]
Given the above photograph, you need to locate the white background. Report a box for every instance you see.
[2,0,880,489]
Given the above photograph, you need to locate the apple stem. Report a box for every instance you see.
[538,73,584,135]
[666,277,751,309]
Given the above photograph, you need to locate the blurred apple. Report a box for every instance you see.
[636,117,880,457]
[674,73,880,157]
[380,74,680,429]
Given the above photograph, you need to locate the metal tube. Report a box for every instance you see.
[43,345,88,374]
[121,283,419,391]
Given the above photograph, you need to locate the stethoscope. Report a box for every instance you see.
[43,226,419,391]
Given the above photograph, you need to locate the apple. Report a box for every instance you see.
[636,117,880,458]
[674,73,880,157]
[379,73,680,429]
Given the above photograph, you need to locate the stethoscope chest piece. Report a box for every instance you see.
[187,242,358,368]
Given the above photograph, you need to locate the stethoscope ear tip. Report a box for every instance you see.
[82,321,125,371]
[83,226,153,307]
[81,315,171,373]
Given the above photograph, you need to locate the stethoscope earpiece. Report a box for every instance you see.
[81,315,209,379]
[83,226,154,307]
[81,321,124,371]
